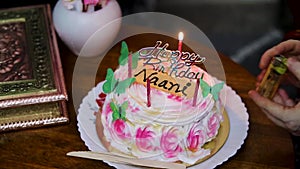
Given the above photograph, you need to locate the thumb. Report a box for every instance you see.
[287,57,300,80]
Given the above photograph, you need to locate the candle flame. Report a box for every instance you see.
[178,32,184,41]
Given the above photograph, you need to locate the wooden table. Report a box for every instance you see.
[0,34,295,169]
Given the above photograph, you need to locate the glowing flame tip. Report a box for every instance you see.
[178,32,184,41]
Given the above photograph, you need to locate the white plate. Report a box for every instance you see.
[77,82,249,169]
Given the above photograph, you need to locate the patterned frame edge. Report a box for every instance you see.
[0,100,68,132]
[0,4,69,131]
[0,4,68,107]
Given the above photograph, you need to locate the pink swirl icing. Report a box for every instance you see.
[167,94,183,102]
[207,114,220,137]
[136,127,156,152]
[111,119,131,139]
[103,102,112,117]
[187,124,205,152]
[160,127,183,158]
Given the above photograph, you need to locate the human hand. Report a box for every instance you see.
[249,89,300,135]
[257,40,300,85]
[249,40,300,135]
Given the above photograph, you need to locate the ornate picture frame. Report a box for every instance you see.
[0,5,68,131]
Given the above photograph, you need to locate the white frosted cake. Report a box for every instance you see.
[95,41,225,165]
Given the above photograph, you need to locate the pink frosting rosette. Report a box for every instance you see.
[111,119,131,140]
[187,123,206,152]
[207,113,221,138]
[160,127,183,158]
[102,102,112,117]
[135,126,156,152]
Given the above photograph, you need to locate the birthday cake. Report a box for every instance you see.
[95,41,226,165]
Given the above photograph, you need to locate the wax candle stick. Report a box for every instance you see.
[193,78,200,107]
[147,78,151,107]
[128,53,132,78]
[178,32,184,53]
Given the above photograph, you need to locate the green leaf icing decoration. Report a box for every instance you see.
[131,51,139,69]
[118,41,138,70]
[110,101,128,121]
[103,68,136,94]
[200,78,224,101]
[120,101,128,121]
[110,102,119,121]
[103,68,117,93]
[115,78,136,94]
[119,41,129,65]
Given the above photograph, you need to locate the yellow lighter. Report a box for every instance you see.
[257,55,287,99]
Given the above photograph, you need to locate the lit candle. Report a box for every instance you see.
[178,32,184,52]
[193,78,200,107]
[128,53,132,78]
[147,78,151,107]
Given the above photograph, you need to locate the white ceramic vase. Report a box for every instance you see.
[52,0,122,57]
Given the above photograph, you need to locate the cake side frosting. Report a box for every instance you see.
[96,41,224,165]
